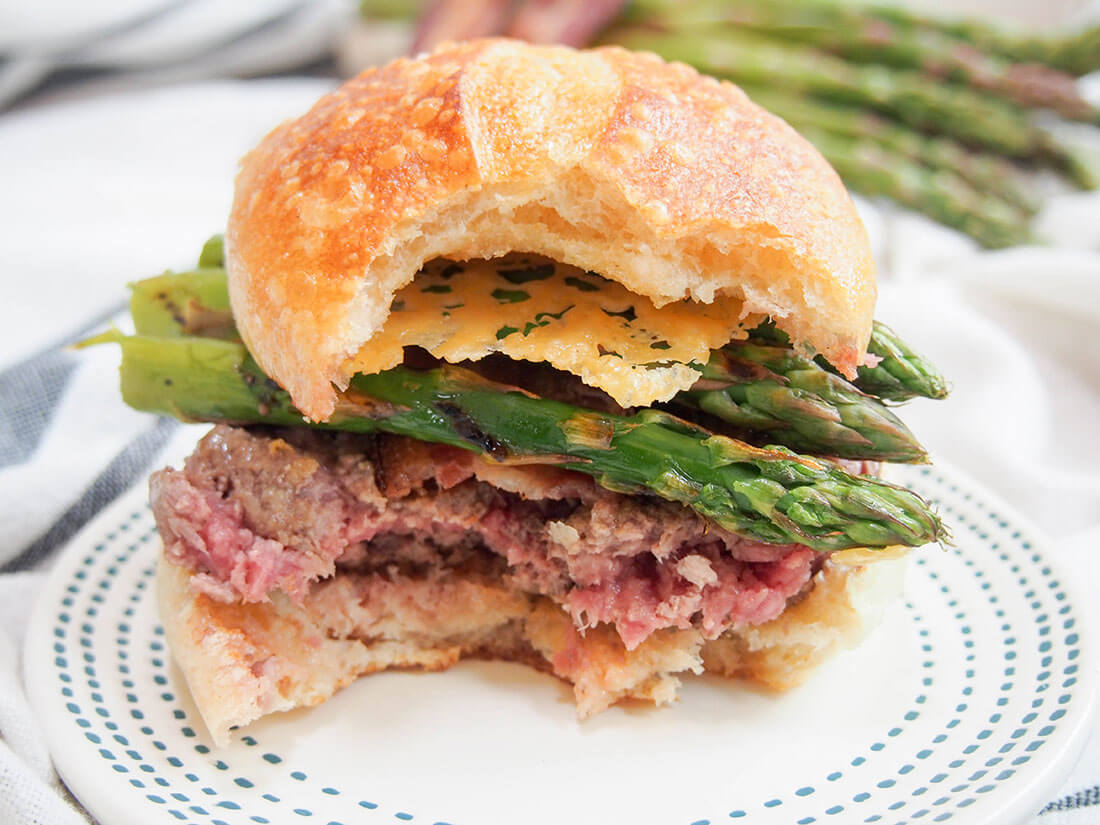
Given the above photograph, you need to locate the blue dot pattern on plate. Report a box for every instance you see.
[40,465,1089,824]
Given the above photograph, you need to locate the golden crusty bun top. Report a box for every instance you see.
[227,38,875,422]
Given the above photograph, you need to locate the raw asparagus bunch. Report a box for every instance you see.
[612,28,1069,163]
[360,0,429,20]
[628,0,1100,124]
[353,0,1098,245]
[862,5,1100,76]
[129,258,941,462]
[740,86,1038,214]
[86,327,943,551]
[797,126,1032,249]
[608,24,1100,242]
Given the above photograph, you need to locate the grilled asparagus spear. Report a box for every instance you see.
[197,234,225,268]
[85,328,943,551]
[855,321,951,403]
[677,341,927,462]
[746,320,949,403]
[130,263,935,460]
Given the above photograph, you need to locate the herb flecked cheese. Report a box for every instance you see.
[345,254,750,407]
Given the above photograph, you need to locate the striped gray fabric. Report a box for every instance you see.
[1042,786,1100,815]
[0,416,176,574]
[0,0,347,110]
[0,297,184,576]
[0,351,77,470]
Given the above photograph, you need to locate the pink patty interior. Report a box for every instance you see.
[151,425,818,650]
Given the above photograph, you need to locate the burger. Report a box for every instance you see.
[97,39,947,746]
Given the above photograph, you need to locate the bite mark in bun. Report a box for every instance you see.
[228,38,874,422]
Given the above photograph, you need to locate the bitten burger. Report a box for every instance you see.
[94,38,947,745]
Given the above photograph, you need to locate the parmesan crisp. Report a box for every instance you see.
[345,254,747,408]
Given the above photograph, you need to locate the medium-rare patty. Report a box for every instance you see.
[152,425,820,650]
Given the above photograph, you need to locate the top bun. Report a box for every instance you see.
[227,38,875,422]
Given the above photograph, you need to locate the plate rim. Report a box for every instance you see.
[913,461,1099,825]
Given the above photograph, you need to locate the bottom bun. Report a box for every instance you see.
[158,554,906,746]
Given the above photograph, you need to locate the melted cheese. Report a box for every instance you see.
[345,255,751,407]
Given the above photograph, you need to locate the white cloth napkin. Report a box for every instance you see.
[0,0,355,109]
[1,77,1098,824]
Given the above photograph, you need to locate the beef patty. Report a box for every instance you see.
[151,425,821,650]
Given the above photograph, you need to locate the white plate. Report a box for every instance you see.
[26,461,1096,825]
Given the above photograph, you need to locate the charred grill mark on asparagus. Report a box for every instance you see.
[132,262,945,458]
[87,329,944,551]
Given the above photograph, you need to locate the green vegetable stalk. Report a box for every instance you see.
[740,86,1039,215]
[85,329,944,551]
[796,125,1033,249]
[628,0,1100,123]
[678,341,927,462]
[854,321,951,403]
[746,319,950,402]
[129,261,942,461]
[611,27,1053,158]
